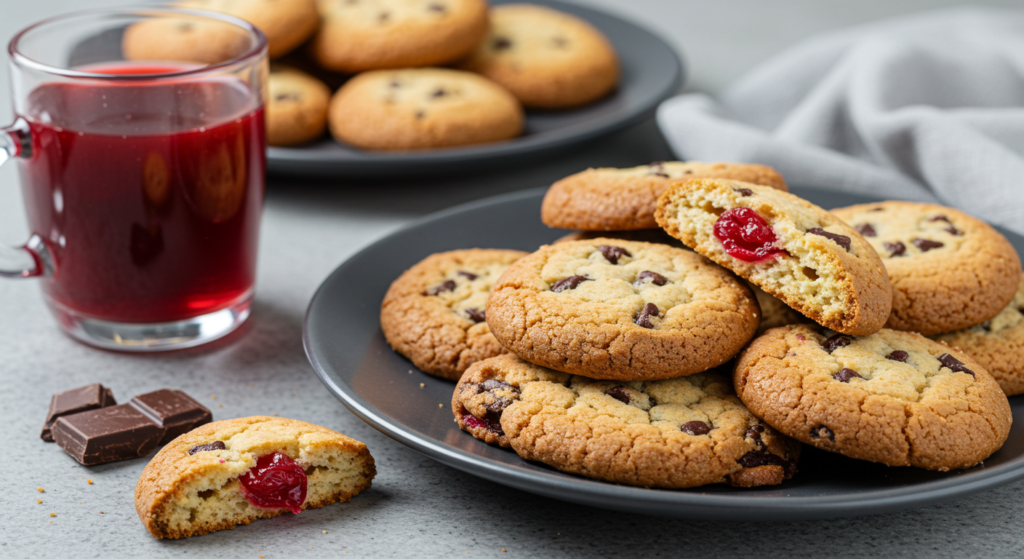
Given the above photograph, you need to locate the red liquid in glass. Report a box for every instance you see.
[17,64,265,323]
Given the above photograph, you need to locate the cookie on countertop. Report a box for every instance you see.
[267,66,331,147]
[381,249,529,380]
[486,238,761,381]
[735,325,1012,471]
[135,416,375,539]
[454,354,800,488]
[312,0,488,73]
[542,161,789,232]
[655,178,891,336]
[329,69,525,151]
[458,4,619,109]
[177,0,319,58]
[831,202,1021,336]
[934,276,1024,395]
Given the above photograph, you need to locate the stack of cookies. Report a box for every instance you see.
[381,160,1022,489]
[125,0,622,149]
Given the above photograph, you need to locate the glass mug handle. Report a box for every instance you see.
[0,120,51,278]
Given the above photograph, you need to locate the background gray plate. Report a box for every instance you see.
[268,0,684,177]
[303,186,1024,520]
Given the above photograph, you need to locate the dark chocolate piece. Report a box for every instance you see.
[131,389,213,444]
[52,404,166,466]
[41,384,117,442]
[189,441,226,455]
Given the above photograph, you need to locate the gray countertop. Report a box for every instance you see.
[3,1,1024,557]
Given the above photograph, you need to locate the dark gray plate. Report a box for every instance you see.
[268,0,684,178]
[303,186,1024,520]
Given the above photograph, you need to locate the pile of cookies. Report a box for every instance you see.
[127,0,621,149]
[381,161,1022,489]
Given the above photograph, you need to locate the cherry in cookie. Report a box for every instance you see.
[655,178,891,336]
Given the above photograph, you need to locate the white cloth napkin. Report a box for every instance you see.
[656,7,1024,236]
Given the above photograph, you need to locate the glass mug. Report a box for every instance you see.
[0,7,268,351]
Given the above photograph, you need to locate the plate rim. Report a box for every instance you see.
[303,186,1024,520]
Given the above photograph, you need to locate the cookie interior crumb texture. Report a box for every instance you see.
[655,178,892,336]
[135,416,375,539]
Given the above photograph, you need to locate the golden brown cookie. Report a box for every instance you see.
[311,0,488,73]
[453,355,800,488]
[458,4,619,109]
[933,276,1024,395]
[735,325,1012,471]
[135,416,375,539]
[832,202,1021,335]
[655,179,891,336]
[381,249,528,380]
[486,238,761,381]
[178,0,319,58]
[267,66,331,146]
[123,14,254,65]
[543,161,788,232]
[329,68,525,151]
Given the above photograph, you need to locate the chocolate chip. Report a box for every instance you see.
[476,380,520,424]
[929,215,952,223]
[746,424,765,442]
[188,441,225,455]
[416,110,425,119]
[457,270,478,280]
[833,368,862,382]
[733,188,754,196]
[389,80,401,88]
[551,275,590,293]
[647,161,669,178]
[427,2,446,12]
[855,223,877,237]
[928,216,962,235]
[886,350,909,362]
[634,270,668,286]
[738,448,792,471]
[868,207,884,212]
[178,22,194,33]
[431,88,447,98]
[807,227,851,252]
[938,353,975,378]
[426,279,457,295]
[275,93,301,102]
[597,245,631,264]
[465,308,485,323]
[912,238,944,251]
[604,386,631,404]
[635,303,659,329]
[821,334,852,353]
[884,241,906,257]
[810,425,835,441]
[945,226,962,236]
[649,171,670,178]
[681,421,711,436]
[493,37,512,50]
[552,36,568,48]
[378,11,390,22]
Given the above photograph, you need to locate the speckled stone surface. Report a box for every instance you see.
[3,1,1024,558]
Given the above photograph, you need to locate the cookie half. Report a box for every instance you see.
[832,201,1021,335]
[459,4,619,109]
[135,416,375,539]
[735,325,1012,471]
[752,284,810,336]
[934,276,1024,395]
[454,355,800,488]
[543,161,789,231]
[486,238,761,381]
[312,0,488,72]
[267,66,331,146]
[655,178,891,335]
[381,249,528,380]
[329,69,525,151]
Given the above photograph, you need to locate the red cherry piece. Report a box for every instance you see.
[238,452,308,514]
[713,208,787,263]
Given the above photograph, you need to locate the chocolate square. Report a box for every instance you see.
[41,383,117,442]
[51,404,166,466]
[130,389,212,444]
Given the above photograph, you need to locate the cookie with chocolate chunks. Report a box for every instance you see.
[454,354,800,488]
[832,201,1021,335]
[267,66,330,147]
[734,324,1011,471]
[381,249,528,380]
[486,238,760,381]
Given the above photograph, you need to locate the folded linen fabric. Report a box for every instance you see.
[657,8,1024,235]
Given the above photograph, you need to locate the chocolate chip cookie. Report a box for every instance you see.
[267,66,330,146]
[542,161,788,232]
[735,324,1012,471]
[486,238,761,381]
[458,4,619,109]
[312,0,488,73]
[329,69,525,151]
[655,178,892,336]
[123,13,254,65]
[553,229,686,248]
[454,354,799,488]
[177,0,319,58]
[381,249,528,380]
[933,276,1024,395]
[832,201,1021,335]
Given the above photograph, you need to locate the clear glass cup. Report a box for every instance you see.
[0,7,268,351]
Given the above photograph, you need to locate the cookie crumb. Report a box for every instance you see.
[87,479,93,485]
[273,413,278,416]
[50,512,56,517]
[322,530,327,534]
[439,403,444,408]
[420,383,425,388]
[218,404,223,408]
[100,512,104,514]
[408,370,413,374]
[37,487,44,493]
[211,395,217,400]
[37,499,42,504]
[502,550,507,553]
